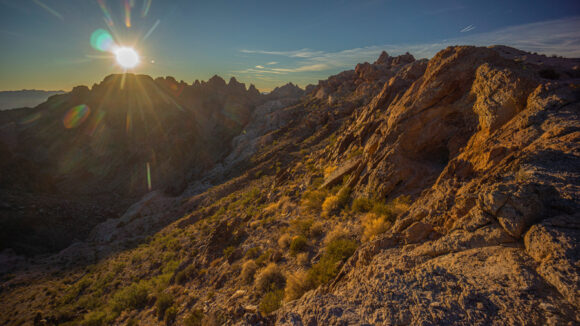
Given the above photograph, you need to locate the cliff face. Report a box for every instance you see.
[276,45,580,324]
[0,46,578,325]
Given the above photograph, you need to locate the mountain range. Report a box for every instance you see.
[0,45,579,325]
[0,90,65,111]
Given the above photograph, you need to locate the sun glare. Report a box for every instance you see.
[114,47,140,69]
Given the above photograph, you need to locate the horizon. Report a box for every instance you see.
[0,0,579,92]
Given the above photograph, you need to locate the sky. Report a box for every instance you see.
[0,0,579,92]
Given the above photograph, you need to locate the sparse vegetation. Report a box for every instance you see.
[254,263,286,293]
[259,289,284,314]
[284,270,311,302]
[155,292,174,320]
[184,308,204,326]
[301,189,327,211]
[110,281,150,313]
[289,235,308,256]
[241,260,258,284]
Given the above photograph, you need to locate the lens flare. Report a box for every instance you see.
[63,104,91,129]
[124,0,132,28]
[97,0,114,26]
[114,47,140,69]
[146,162,152,191]
[90,29,115,52]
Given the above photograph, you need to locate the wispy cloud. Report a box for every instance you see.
[460,24,476,33]
[240,48,325,58]
[236,16,580,86]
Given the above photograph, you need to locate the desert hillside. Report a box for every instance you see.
[0,45,579,325]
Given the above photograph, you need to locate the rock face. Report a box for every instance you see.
[276,46,580,324]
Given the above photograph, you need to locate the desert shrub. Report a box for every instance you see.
[254,263,286,293]
[255,250,272,266]
[309,221,324,237]
[223,246,236,259]
[175,264,196,285]
[259,289,284,314]
[322,187,350,217]
[307,238,358,287]
[289,235,308,256]
[321,195,340,217]
[82,310,108,326]
[284,270,312,302]
[323,225,351,245]
[110,281,150,313]
[184,309,204,326]
[296,252,309,266]
[278,233,292,249]
[290,218,314,236]
[325,238,358,263]
[362,213,391,241]
[244,247,261,259]
[164,306,177,325]
[301,190,327,211]
[155,292,174,319]
[351,197,373,213]
[241,260,258,284]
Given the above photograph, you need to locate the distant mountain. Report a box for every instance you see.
[0,89,65,111]
[0,74,303,255]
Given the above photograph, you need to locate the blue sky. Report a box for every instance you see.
[0,0,579,91]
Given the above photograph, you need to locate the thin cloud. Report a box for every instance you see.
[237,16,580,86]
[460,25,476,33]
[255,65,264,69]
[240,48,324,58]
[266,61,278,65]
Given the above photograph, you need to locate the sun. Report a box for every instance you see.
[113,47,140,69]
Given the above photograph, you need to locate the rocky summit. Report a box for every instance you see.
[0,45,579,325]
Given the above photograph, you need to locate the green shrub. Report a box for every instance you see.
[351,197,373,213]
[289,235,308,256]
[244,247,261,259]
[241,260,258,284]
[254,263,286,293]
[175,264,196,285]
[307,238,358,287]
[301,190,327,211]
[290,218,314,237]
[164,306,177,325]
[110,281,150,313]
[155,292,174,320]
[82,310,108,326]
[223,246,235,259]
[259,289,284,314]
[184,309,204,326]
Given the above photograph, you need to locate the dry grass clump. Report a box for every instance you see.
[241,260,258,284]
[362,212,392,241]
[254,263,286,293]
[323,225,351,246]
[289,235,308,256]
[322,187,351,217]
[278,233,292,249]
[301,190,327,211]
[284,270,311,302]
[296,253,310,266]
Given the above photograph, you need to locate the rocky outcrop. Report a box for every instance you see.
[277,45,580,324]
